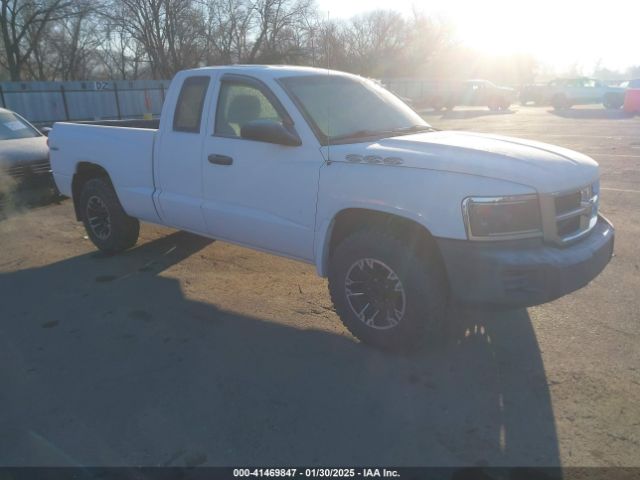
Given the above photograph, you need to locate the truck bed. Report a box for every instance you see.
[72,118,160,129]
[49,122,161,223]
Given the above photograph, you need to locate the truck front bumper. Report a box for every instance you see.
[436,215,615,307]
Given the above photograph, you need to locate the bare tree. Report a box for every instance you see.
[626,65,640,80]
[341,10,406,77]
[0,0,468,83]
[96,20,146,80]
[0,0,74,80]
[23,0,102,80]
[202,0,253,64]
[112,0,205,79]
[246,0,313,63]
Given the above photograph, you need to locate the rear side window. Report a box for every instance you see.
[173,76,210,133]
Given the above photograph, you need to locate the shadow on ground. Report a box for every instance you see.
[0,182,62,221]
[549,108,635,120]
[0,232,560,466]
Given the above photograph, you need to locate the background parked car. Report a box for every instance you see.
[431,80,515,110]
[416,79,514,111]
[620,79,640,89]
[519,83,547,105]
[0,108,54,208]
[522,78,626,110]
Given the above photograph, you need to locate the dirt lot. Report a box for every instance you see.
[1,106,638,467]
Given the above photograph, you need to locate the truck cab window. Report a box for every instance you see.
[215,82,283,137]
[173,76,210,133]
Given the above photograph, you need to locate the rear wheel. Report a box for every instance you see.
[328,229,448,351]
[431,96,445,111]
[603,93,623,109]
[79,177,139,254]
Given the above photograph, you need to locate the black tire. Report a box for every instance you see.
[328,229,448,351]
[603,93,623,109]
[79,177,139,254]
[431,96,445,111]
[551,94,569,110]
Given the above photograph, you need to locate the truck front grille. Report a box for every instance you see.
[544,182,599,245]
[2,160,51,179]
[554,191,581,215]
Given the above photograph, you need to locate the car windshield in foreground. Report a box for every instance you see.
[279,74,431,144]
[0,110,41,141]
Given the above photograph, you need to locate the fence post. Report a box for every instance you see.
[0,85,5,108]
[113,82,122,120]
[60,85,70,121]
[160,83,165,103]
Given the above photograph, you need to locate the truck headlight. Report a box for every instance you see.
[462,194,542,240]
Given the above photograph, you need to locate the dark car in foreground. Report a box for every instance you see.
[0,108,53,207]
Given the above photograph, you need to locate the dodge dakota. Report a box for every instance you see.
[49,66,614,350]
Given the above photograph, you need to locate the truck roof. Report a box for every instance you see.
[179,64,354,80]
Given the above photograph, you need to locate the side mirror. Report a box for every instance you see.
[40,127,52,137]
[240,120,301,146]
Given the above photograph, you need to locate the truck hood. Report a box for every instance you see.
[328,130,599,193]
[0,137,49,169]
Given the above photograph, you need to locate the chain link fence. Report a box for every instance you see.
[0,80,171,126]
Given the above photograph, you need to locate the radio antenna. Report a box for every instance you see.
[326,10,331,164]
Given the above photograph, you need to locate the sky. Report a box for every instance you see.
[316,0,639,74]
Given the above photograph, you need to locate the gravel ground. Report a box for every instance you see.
[0,106,638,467]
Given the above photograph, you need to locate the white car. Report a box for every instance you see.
[546,78,625,109]
[49,66,614,350]
[0,108,51,188]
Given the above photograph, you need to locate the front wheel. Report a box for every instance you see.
[552,94,570,110]
[79,177,140,254]
[328,230,448,351]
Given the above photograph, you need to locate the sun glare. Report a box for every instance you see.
[318,0,640,74]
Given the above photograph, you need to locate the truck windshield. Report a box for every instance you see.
[279,75,431,145]
[0,110,41,141]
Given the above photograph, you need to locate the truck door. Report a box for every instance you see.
[154,75,212,234]
[589,80,607,103]
[565,78,584,103]
[200,74,322,261]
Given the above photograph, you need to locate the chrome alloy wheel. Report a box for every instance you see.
[86,195,111,240]
[344,258,407,330]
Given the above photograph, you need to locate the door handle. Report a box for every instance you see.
[208,154,233,166]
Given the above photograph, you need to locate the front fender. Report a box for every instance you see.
[313,162,537,277]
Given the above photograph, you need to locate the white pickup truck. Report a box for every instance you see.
[49,65,614,350]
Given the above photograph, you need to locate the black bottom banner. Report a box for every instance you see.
[0,467,639,480]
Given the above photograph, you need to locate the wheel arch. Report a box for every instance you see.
[71,162,112,220]
[316,207,447,280]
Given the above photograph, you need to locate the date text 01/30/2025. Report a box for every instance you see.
[233,468,400,478]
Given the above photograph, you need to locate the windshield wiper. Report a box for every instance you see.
[391,124,438,134]
[329,125,437,143]
[329,129,383,142]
